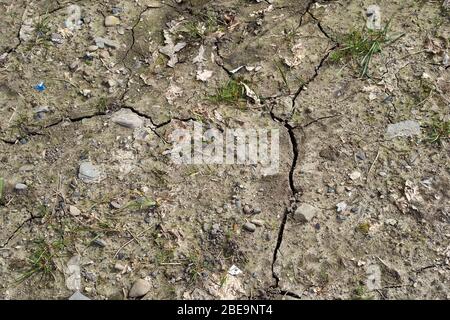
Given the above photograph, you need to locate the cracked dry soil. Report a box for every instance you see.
[0,0,449,300]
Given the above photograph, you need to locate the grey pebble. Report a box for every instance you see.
[243,222,256,232]
[78,162,101,183]
[293,203,318,223]
[51,33,64,44]
[14,183,28,191]
[355,150,366,161]
[243,205,252,215]
[129,279,151,298]
[92,239,107,248]
[111,108,144,129]
[69,291,91,300]
[95,37,119,49]
[386,120,421,139]
[110,201,122,209]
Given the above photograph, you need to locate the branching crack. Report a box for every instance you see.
[213,39,233,77]
[291,45,336,109]
[0,111,107,144]
[266,1,330,291]
[1,214,40,248]
[268,110,301,287]
[119,5,162,68]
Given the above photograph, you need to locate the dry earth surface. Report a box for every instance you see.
[0,0,449,300]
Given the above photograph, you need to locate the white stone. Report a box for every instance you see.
[336,202,347,213]
[105,16,120,27]
[366,5,381,30]
[69,205,81,216]
[69,291,90,300]
[386,120,421,139]
[111,109,144,129]
[294,203,319,222]
[349,171,361,181]
[129,279,151,298]
[78,162,102,183]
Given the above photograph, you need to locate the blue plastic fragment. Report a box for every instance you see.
[34,82,46,92]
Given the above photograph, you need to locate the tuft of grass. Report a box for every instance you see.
[177,11,222,41]
[34,15,51,39]
[275,60,290,92]
[152,230,175,266]
[425,119,450,145]
[123,197,157,211]
[97,97,108,113]
[154,247,175,265]
[331,22,403,77]
[185,251,208,284]
[22,11,52,51]
[209,80,246,104]
[283,24,298,44]
[179,21,206,40]
[17,239,64,283]
[356,222,371,235]
[352,284,373,300]
[318,264,330,286]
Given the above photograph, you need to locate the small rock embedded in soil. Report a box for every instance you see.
[129,279,151,298]
[105,16,120,27]
[386,120,421,139]
[14,183,27,192]
[92,239,107,248]
[95,37,119,49]
[78,162,102,183]
[51,33,64,44]
[111,109,144,129]
[243,222,257,232]
[87,45,98,52]
[336,202,347,213]
[114,262,126,272]
[444,51,449,67]
[349,171,361,181]
[251,219,264,226]
[355,150,366,161]
[65,255,81,291]
[69,205,81,216]
[228,265,243,276]
[293,203,318,222]
[69,291,90,300]
[243,205,252,214]
[110,201,122,209]
[366,5,382,30]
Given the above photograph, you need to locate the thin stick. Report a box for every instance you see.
[368,148,381,176]
[113,226,152,258]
